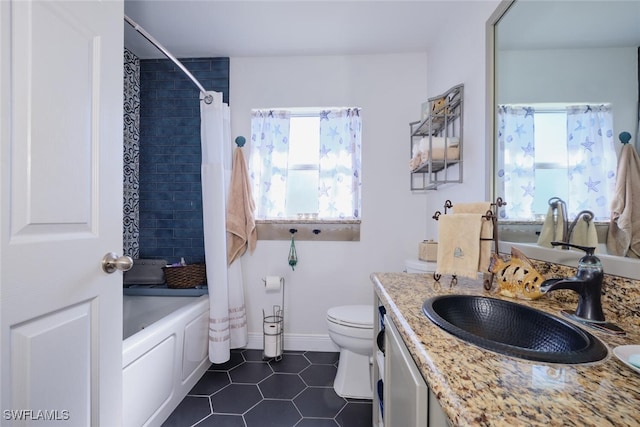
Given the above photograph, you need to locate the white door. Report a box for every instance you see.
[1,1,124,426]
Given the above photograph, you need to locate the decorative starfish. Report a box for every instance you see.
[581,138,595,152]
[520,181,535,198]
[327,126,339,139]
[509,166,525,177]
[523,107,535,118]
[319,183,330,197]
[520,142,535,158]
[585,177,601,193]
[572,162,586,173]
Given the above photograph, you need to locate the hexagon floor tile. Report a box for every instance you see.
[161,349,372,427]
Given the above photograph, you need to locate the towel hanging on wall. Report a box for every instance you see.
[226,144,257,265]
[607,136,640,257]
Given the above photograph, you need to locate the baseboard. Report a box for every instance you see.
[246,332,339,353]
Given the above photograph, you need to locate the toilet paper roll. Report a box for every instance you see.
[264,276,283,292]
[264,322,281,358]
[264,333,279,358]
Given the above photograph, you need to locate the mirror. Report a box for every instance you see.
[488,0,640,279]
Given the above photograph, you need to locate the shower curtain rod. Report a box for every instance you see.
[124,14,214,105]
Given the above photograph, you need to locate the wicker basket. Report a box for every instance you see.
[163,264,206,289]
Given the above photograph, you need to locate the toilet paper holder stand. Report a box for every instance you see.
[262,278,285,361]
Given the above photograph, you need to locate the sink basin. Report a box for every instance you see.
[422,295,608,364]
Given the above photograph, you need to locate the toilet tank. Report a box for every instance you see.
[404,259,436,273]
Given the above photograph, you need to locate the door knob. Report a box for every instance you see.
[102,252,134,274]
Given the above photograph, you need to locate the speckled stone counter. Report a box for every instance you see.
[371,271,640,427]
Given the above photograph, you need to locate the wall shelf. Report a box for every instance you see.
[255,220,360,241]
[410,84,464,191]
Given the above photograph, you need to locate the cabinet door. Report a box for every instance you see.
[384,316,428,427]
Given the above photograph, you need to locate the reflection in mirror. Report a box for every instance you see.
[490,0,640,262]
[496,103,617,222]
[489,1,640,251]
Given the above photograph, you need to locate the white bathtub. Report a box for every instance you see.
[122,295,210,427]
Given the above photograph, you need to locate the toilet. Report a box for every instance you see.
[404,258,436,273]
[326,304,374,399]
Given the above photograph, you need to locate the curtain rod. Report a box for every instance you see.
[124,15,213,105]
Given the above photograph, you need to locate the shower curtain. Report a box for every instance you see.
[201,91,248,363]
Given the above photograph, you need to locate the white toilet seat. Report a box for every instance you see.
[327,305,373,329]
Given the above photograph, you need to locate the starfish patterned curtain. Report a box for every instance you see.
[249,110,291,218]
[249,108,361,219]
[497,105,536,220]
[317,108,362,219]
[565,104,617,220]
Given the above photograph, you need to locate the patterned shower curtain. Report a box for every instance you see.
[123,48,140,258]
[201,91,247,363]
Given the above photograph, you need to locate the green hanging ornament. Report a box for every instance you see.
[288,233,298,271]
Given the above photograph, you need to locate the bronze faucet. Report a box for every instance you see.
[539,242,604,322]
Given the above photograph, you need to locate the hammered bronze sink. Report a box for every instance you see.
[422,295,608,364]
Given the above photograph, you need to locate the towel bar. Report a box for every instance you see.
[432,197,506,290]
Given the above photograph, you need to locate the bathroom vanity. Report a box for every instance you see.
[371,272,640,426]
[374,305,449,427]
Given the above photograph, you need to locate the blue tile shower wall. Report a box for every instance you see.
[138,57,229,264]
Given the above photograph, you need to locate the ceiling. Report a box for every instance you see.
[124,1,640,61]
[123,0,497,59]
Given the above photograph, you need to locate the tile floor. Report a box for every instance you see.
[162,349,373,427]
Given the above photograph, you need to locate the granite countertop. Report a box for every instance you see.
[371,272,640,427]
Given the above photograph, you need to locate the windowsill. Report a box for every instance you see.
[497,220,608,244]
[498,220,609,225]
[255,219,361,241]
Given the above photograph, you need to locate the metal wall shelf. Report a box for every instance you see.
[410,84,464,191]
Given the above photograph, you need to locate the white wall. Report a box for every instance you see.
[230,53,429,349]
[422,0,501,241]
[498,46,638,156]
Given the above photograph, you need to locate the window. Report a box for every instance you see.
[249,108,362,221]
[531,110,569,216]
[497,104,617,222]
[286,116,321,216]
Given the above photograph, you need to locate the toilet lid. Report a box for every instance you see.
[327,305,373,328]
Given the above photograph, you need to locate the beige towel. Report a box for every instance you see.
[453,202,493,272]
[607,143,640,258]
[537,205,564,248]
[436,213,483,279]
[226,147,257,265]
[570,218,598,252]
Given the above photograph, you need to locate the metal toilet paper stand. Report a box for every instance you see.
[262,278,284,361]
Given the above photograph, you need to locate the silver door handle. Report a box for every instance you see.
[102,252,134,274]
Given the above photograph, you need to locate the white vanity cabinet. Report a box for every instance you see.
[373,301,449,427]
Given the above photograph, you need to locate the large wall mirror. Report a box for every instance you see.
[488,0,640,279]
